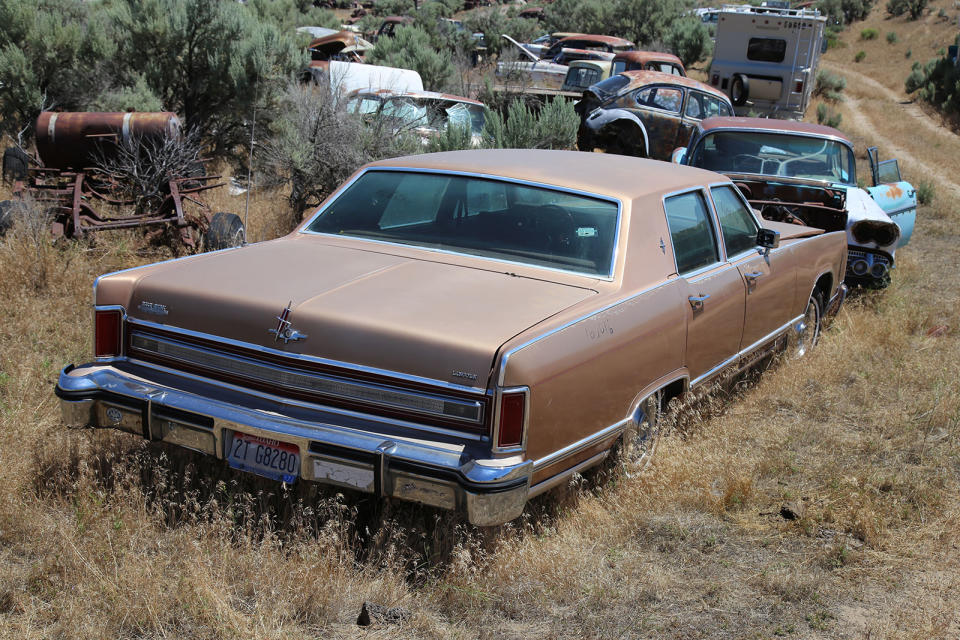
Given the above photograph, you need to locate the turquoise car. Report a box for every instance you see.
[673,117,916,287]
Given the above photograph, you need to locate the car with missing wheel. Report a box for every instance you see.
[56,150,847,526]
[576,71,734,160]
[672,117,916,287]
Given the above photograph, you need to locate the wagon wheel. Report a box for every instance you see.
[206,212,245,251]
[2,146,29,183]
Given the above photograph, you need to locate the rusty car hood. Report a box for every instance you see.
[124,237,596,386]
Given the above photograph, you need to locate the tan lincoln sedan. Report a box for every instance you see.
[56,150,847,526]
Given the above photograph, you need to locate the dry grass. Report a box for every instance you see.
[1,4,960,637]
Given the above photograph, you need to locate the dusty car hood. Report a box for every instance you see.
[125,238,596,386]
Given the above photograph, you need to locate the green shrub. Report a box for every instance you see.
[886,0,928,19]
[904,42,960,121]
[817,0,876,25]
[886,31,898,44]
[816,103,843,128]
[482,98,578,150]
[815,69,847,101]
[906,48,912,58]
[855,50,866,62]
[860,28,878,40]
[915,180,935,205]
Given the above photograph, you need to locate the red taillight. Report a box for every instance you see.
[94,309,122,358]
[794,80,804,93]
[497,391,526,448]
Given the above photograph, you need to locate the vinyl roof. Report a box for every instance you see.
[364,149,726,201]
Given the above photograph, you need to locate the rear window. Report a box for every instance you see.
[747,38,787,63]
[589,74,631,98]
[564,66,604,91]
[306,170,620,277]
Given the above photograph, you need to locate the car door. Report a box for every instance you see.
[709,184,796,351]
[632,85,683,159]
[663,189,746,384]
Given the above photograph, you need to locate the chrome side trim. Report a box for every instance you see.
[298,166,624,282]
[495,279,675,386]
[532,417,631,471]
[690,312,803,387]
[528,450,609,498]
[129,331,485,424]
[127,318,488,395]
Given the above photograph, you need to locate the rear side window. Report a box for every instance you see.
[711,185,758,257]
[664,191,719,274]
[686,92,733,119]
[747,38,787,63]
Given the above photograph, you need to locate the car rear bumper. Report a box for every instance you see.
[56,363,531,526]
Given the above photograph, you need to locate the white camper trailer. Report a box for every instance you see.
[708,4,826,119]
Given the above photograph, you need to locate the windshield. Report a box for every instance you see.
[381,98,485,135]
[690,131,856,185]
[305,170,620,277]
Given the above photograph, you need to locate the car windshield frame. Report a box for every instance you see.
[689,130,857,186]
[301,168,623,280]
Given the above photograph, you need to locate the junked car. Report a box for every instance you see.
[539,34,635,60]
[673,117,916,287]
[611,50,686,77]
[576,70,734,160]
[56,150,847,526]
[346,89,486,145]
[497,35,614,91]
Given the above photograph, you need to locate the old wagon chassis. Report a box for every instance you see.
[16,167,224,246]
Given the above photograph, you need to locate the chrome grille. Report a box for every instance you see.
[129,331,484,424]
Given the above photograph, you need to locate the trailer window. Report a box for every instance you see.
[747,38,787,63]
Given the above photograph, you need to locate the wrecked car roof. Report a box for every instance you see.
[347,89,485,106]
[698,116,852,143]
[618,71,728,100]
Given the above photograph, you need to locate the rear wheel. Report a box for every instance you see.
[622,390,663,473]
[605,123,646,158]
[791,292,822,358]
[206,212,245,251]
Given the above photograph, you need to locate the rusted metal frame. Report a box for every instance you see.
[71,173,85,237]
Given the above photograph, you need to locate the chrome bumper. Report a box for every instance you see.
[56,363,531,526]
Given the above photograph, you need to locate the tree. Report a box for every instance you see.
[614,0,686,48]
[108,0,305,155]
[666,17,712,68]
[366,25,456,91]
[0,0,115,139]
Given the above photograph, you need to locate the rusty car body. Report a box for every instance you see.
[611,51,686,77]
[306,29,375,63]
[56,150,847,526]
[539,34,636,60]
[673,117,916,287]
[576,71,734,160]
[1,111,239,251]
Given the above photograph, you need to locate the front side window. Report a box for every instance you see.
[634,86,683,113]
[711,185,758,257]
[306,170,620,277]
[664,191,719,274]
[747,38,787,63]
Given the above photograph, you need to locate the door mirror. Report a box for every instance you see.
[671,147,687,165]
[756,228,780,249]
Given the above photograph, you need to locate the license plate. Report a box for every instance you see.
[227,432,300,483]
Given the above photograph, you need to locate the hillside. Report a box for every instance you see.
[0,1,959,638]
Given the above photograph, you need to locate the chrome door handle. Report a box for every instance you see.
[744,271,764,281]
[688,294,710,311]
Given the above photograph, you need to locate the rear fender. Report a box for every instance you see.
[584,109,648,156]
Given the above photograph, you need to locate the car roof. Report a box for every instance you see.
[364,149,726,201]
[698,116,852,143]
[618,70,729,101]
[554,34,635,47]
[347,89,484,106]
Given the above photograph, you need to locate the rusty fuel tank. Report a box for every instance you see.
[35,112,182,171]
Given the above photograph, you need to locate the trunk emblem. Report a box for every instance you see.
[269,302,308,344]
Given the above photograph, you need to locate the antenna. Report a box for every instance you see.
[243,78,259,245]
